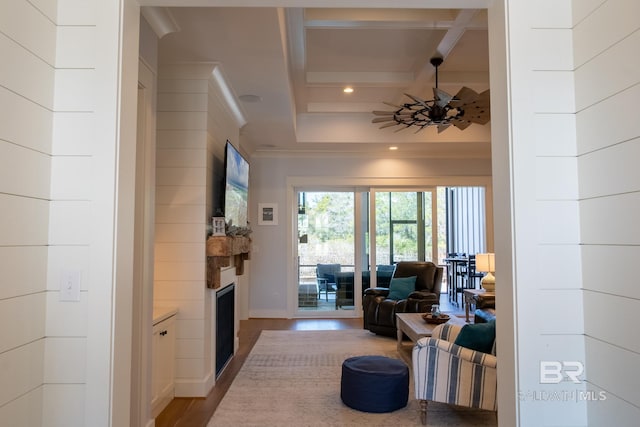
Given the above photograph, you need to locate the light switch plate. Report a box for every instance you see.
[60,270,81,301]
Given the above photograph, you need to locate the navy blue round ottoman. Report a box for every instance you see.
[340,355,409,413]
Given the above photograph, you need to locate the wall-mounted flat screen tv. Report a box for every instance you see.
[223,141,249,227]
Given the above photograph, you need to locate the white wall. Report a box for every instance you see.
[496,0,588,425]
[248,154,492,318]
[1,0,136,425]
[574,0,640,424]
[3,1,638,425]
[0,0,54,424]
[45,0,97,423]
[154,62,242,397]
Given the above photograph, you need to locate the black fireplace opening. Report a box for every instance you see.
[216,284,235,378]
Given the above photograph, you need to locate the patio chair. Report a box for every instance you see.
[316,263,340,301]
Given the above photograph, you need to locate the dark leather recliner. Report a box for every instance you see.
[363,261,442,337]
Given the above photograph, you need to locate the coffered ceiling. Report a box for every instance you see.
[156,7,491,157]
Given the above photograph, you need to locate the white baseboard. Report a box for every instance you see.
[174,370,214,397]
[249,308,289,318]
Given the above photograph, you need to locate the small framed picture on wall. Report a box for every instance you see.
[258,203,278,225]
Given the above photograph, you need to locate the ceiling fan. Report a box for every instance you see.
[372,57,490,133]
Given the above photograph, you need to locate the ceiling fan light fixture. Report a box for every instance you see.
[372,56,490,133]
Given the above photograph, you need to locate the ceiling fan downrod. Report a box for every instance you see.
[430,56,443,89]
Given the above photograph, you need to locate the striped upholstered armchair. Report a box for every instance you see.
[412,323,497,425]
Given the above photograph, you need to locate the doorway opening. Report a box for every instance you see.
[295,187,487,315]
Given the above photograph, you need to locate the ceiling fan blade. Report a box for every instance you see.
[383,101,403,109]
[456,89,491,124]
[463,90,490,108]
[478,89,490,100]
[466,113,490,125]
[451,119,472,130]
[372,110,398,116]
[463,105,490,124]
[437,123,451,133]
[449,87,479,107]
[404,93,431,109]
[372,117,395,123]
[379,122,401,129]
[433,88,453,107]
[414,124,432,133]
[393,124,413,132]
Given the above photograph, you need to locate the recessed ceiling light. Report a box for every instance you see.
[239,94,262,103]
[343,87,354,94]
[389,146,398,151]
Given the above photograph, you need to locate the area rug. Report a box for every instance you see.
[207,329,497,426]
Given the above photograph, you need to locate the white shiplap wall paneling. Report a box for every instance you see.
[43,338,86,383]
[536,157,578,200]
[41,384,85,427]
[157,129,208,149]
[0,0,56,65]
[51,112,93,155]
[578,140,640,199]
[536,244,582,290]
[580,193,640,245]
[0,143,50,199]
[0,246,47,299]
[0,88,53,153]
[155,242,205,262]
[535,200,580,245]
[0,293,46,355]
[156,167,207,186]
[573,0,640,67]
[0,34,54,109]
[574,31,640,111]
[584,335,640,406]
[533,113,577,156]
[1,196,49,246]
[0,340,44,407]
[581,245,640,299]
[576,86,640,155]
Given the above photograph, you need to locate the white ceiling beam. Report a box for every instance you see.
[140,7,180,38]
[141,1,492,8]
[303,9,487,30]
[399,9,482,101]
[285,8,309,114]
[306,71,414,85]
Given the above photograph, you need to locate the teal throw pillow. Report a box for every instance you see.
[387,276,417,300]
[454,320,496,354]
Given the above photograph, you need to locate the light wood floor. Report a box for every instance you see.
[155,317,362,427]
[155,293,464,427]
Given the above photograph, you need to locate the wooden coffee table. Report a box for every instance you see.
[395,312,465,363]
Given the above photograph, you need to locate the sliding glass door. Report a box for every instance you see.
[293,186,486,316]
[372,190,438,265]
[296,191,356,313]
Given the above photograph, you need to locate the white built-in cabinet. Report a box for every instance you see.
[151,308,177,418]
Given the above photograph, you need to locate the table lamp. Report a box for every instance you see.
[475,253,495,292]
